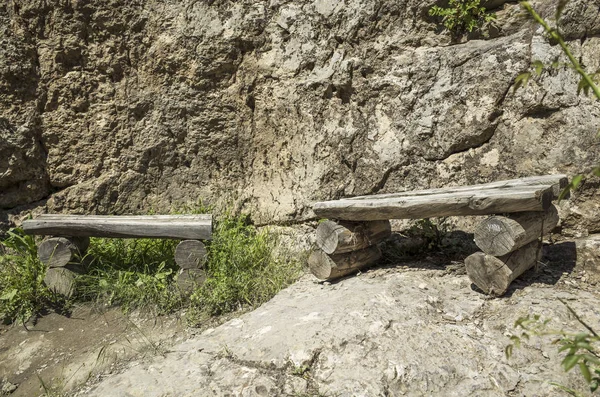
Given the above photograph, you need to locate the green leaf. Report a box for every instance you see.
[514,72,531,92]
[0,289,18,301]
[533,60,544,76]
[571,174,584,190]
[563,354,581,372]
[577,77,590,96]
[580,361,592,383]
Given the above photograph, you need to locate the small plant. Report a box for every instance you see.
[408,218,448,250]
[190,212,303,316]
[429,0,496,36]
[292,365,310,377]
[0,228,62,324]
[506,299,600,395]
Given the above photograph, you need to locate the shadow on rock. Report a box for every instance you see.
[482,241,577,298]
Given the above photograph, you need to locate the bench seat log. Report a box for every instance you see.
[313,185,553,221]
[474,205,559,256]
[346,175,567,201]
[22,215,212,240]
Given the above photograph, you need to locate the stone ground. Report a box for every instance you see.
[1,243,599,397]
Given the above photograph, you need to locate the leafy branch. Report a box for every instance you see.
[514,1,600,197]
[429,0,496,36]
[506,299,600,394]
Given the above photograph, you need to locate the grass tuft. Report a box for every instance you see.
[0,228,61,324]
[191,212,303,316]
[76,238,183,314]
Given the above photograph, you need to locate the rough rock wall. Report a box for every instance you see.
[1,0,600,233]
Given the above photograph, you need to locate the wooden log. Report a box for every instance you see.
[38,237,90,268]
[474,205,559,256]
[308,246,382,281]
[316,220,391,255]
[465,240,541,296]
[346,174,568,201]
[313,186,553,221]
[177,268,207,292]
[22,215,212,240]
[44,265,84,298]
[175,240,207,269]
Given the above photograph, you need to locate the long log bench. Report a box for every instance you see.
[311,175,568,296]
[22,214,212,296]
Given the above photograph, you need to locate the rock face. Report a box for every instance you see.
[79,266,600,396]
[1,0,600,231]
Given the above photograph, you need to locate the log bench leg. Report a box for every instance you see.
[175,240,208,291]
[465,240,541,296]
[316,220,391,255]
[39,236,90,298]
[310,220,391,281]
[175,240,207,269]
[309,245,382,281]
[468,205,559,296]
[473,205,559,256]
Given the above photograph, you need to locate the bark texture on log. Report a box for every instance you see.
[316,220,391,254]
[38,237,90,267]
[175,240,207,269]
[465,241,541,296]
[313,186,553,221]
[308,246,382,281]
[474,205,559,256]
[22,215,212,240]
[347,175,567,201]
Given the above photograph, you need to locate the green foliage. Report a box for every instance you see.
[76,238,183,314]
[408,218,448,250]
[190,212,303,316]
[515,1,600,200]
[0,229,60,324]
[506,300,600,394]
[429,0,496,35]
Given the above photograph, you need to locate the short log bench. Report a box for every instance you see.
[22,214,212,297]
[311,175,568,296]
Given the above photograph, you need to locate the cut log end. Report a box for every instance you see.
[465,240,541,296]
[44,266,84,298]
[474,205,559,256]
[175,240,207,269]
[308,250,335,280]
[177,268,207,292]
[316,220,391,255]
[38,237,90,268]
[308,246,382,281]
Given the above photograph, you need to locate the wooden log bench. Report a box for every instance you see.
[311,175,568,296]
[21,214,212,297]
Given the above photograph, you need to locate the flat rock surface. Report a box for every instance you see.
[79,261,600,397]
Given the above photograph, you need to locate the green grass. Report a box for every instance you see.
[0,229,61,324]
[0,205,305,324]
[75,238,183,314]
[191,212,303,316]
